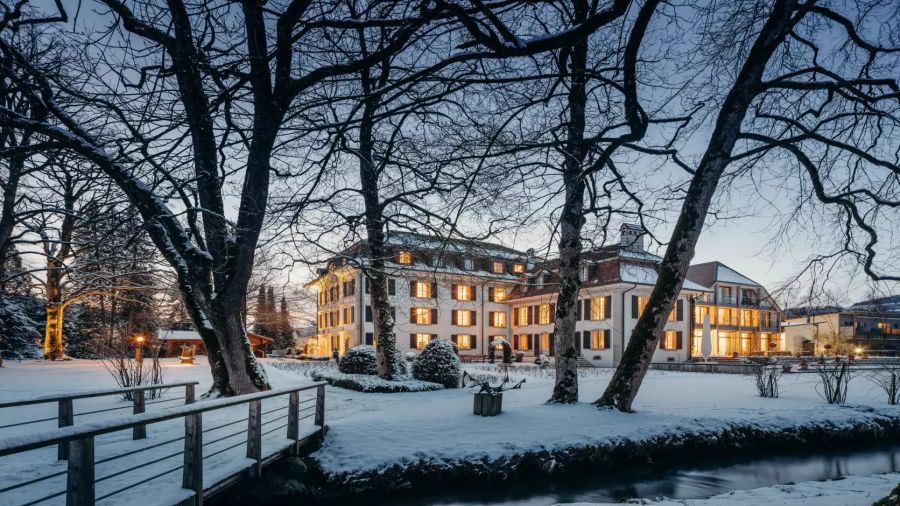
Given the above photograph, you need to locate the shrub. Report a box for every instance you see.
[339,345,378,375]
[412,339,460,388]
[815,357,853,404]
[311,370,443,393]
[749,357,782,398]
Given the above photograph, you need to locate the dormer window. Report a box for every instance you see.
[512,262,525,273]
[536,275,544,288]
[431,256,442,268]
[463,258,474,270]
[398,250,412,265]
[580,266,589,282]
[492,261,505,274]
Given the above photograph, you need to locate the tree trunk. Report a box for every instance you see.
[43,264,64,359]
[357,62,403,380]
[209,305,269,395]
[595,0,800,412]
[549,0,589,404]
[0,147,22,291]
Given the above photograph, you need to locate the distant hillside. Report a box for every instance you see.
[783,306,844,319]
[851,295,900,313]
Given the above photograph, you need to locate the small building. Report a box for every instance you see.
[783,311,900,356]
[156,329,274,358]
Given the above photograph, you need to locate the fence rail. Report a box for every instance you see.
[0,382,326,506]
[0,381,199,459]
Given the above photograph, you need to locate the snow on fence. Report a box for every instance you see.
[0,382,326,506]
[0,382,199,459]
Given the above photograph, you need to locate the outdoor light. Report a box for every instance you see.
[134,334,145,363]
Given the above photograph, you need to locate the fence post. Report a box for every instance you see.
[314,384,325,438]
[133,390,146,440]
[287,391,299,455]
[58,398,73,460]
[246,400,262,478]
[66,435,94,506]
[185,384,196,404]
[183,412,203,506]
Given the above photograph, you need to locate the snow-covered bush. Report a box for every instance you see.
[534,355,550,368]
[412,339,460,388]
[339,345,378,375]
[388,347,407,377]
[404,351,418,362]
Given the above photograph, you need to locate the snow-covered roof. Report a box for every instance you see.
[715,264,760,286]
[620,264,712,292]
[156,330,202,341]
[385,231,528,260]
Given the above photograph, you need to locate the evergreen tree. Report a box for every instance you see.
[277,295,292,348]
[254,285,268,336]
[265,286,276,336]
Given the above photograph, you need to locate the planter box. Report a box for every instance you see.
[473,392,503,416]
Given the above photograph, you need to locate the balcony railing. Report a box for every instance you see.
[718,295,737,305]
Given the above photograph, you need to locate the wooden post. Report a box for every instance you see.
[287,391,299,455]
[314,384,325,438]
[183,412,203,506]
[246,400,262,478]
[185,384,195,404]
[66,435,94,506]
[132,390,146,440]
[58,398,73,460]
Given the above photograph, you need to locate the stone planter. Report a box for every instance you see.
[473,392,503,416]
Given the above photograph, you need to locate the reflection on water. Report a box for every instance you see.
[381,445,900,505]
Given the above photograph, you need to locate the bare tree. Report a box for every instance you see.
[597,0,900,411]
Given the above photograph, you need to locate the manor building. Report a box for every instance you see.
[308,225,786,364]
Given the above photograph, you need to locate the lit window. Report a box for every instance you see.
[456,334,473,349]
[463,258,474,270]
[591,330,604,350]
[491,287,506,302]
[663,330,678,350]
[695,306,714,325]
[591,298,605,320]
[456,310,474,326]
[398,250,412,265]
[541,333,551,351]
[456,285,474,301]
[415,333,431,349]
[718,308,734,326]
[539,304,551,325]
[517,307,528,326]
[878,322,890,331]
[512,263,525,273]
[490,312,506,328]
[492,261,504,274]
[412,307,432,324]
[517,334,530,351]
[413,281,431,298]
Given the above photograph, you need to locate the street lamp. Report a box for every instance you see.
[134,335,145,363]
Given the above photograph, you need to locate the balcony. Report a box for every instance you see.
[718,295,737,305]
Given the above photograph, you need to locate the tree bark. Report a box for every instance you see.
[549,0,590,404]
[595,0,801,412]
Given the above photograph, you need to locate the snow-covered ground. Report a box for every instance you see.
[1,358,899,505]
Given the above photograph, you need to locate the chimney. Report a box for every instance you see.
[620,223,645,252]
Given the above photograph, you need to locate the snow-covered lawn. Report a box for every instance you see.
[2,358,899,505]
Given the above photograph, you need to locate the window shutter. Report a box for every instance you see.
[451,310,458,325]
[581,331,590,350]
[576,299,582,320]
[410,334,416,348]
[511,335,518,349]
[677,331,683,350]
[388,279,395,295]
[604,296,612,319]
[549,303,556,323]
[471,286,476,301]
[451,284,458,300]
[631,295,638,318]
[451,335,458,346]
[533,334,540,355]
[488,287,495,302]
[351,306,355,323]
[659,334,665,350]
[430,308,438,325]
[410,309,416,324]
[604,329,611,349]
[364,278,369,294]
[527,306,534,325]
[512,309,517,327]
[365,333,374,345]
[549,333,555,356]
[431,282,438,299]
[431,333,438,341]
[533,305,539,324]
[365,306,372,322]
[410,280,416,296]
[676,300,684,321]
[471,311,477,327]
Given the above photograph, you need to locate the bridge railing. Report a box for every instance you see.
[0,382,326,506]
[0,381,199,459]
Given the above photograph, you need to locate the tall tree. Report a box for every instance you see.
[597,0,900,411]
